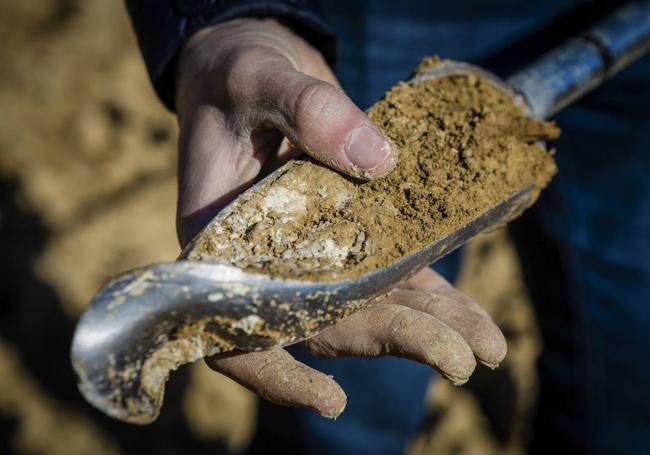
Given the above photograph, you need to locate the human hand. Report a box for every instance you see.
[175,18,505,418]
[205,267,507,418]
[174,18,397,246]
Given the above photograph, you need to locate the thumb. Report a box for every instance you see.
[264,69,398,180]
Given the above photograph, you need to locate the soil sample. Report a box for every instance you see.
[184,58,560,281]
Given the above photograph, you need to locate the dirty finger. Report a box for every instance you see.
[304,303,476,384]
[386,289,507,368]
[206,348,347,418]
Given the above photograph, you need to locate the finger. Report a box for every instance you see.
[304,303,476,384]
[386,289,507,369]
[206,349,347,418]
[260,68,398,180]
[400,267,490,318]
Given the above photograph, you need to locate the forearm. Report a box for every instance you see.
[124,0,336,110]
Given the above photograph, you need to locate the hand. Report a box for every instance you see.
[174,18,397,246]
[175,19,505,419]
[206,267,507,418]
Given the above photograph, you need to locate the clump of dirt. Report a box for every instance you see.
[185,58,559,280]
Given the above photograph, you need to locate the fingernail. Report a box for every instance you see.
[319,396,347,419]
[345,126,396,177]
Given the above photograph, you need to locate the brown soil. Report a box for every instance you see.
[187,60,559,280]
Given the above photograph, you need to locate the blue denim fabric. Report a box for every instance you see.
[515,54,650,453]
[276,2,650,454]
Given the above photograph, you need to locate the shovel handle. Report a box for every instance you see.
[507,0,650,118]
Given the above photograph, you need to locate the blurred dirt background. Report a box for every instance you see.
[0,1,541,454]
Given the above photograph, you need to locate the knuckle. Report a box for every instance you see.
[303,336,338,358]
[306,310,388,358]
[385,306,422,336]
[370,305,426,354]
[286,79,342,127]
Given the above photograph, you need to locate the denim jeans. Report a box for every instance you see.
[250,2,650,453]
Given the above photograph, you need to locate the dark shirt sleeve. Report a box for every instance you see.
[124,0,337,111]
